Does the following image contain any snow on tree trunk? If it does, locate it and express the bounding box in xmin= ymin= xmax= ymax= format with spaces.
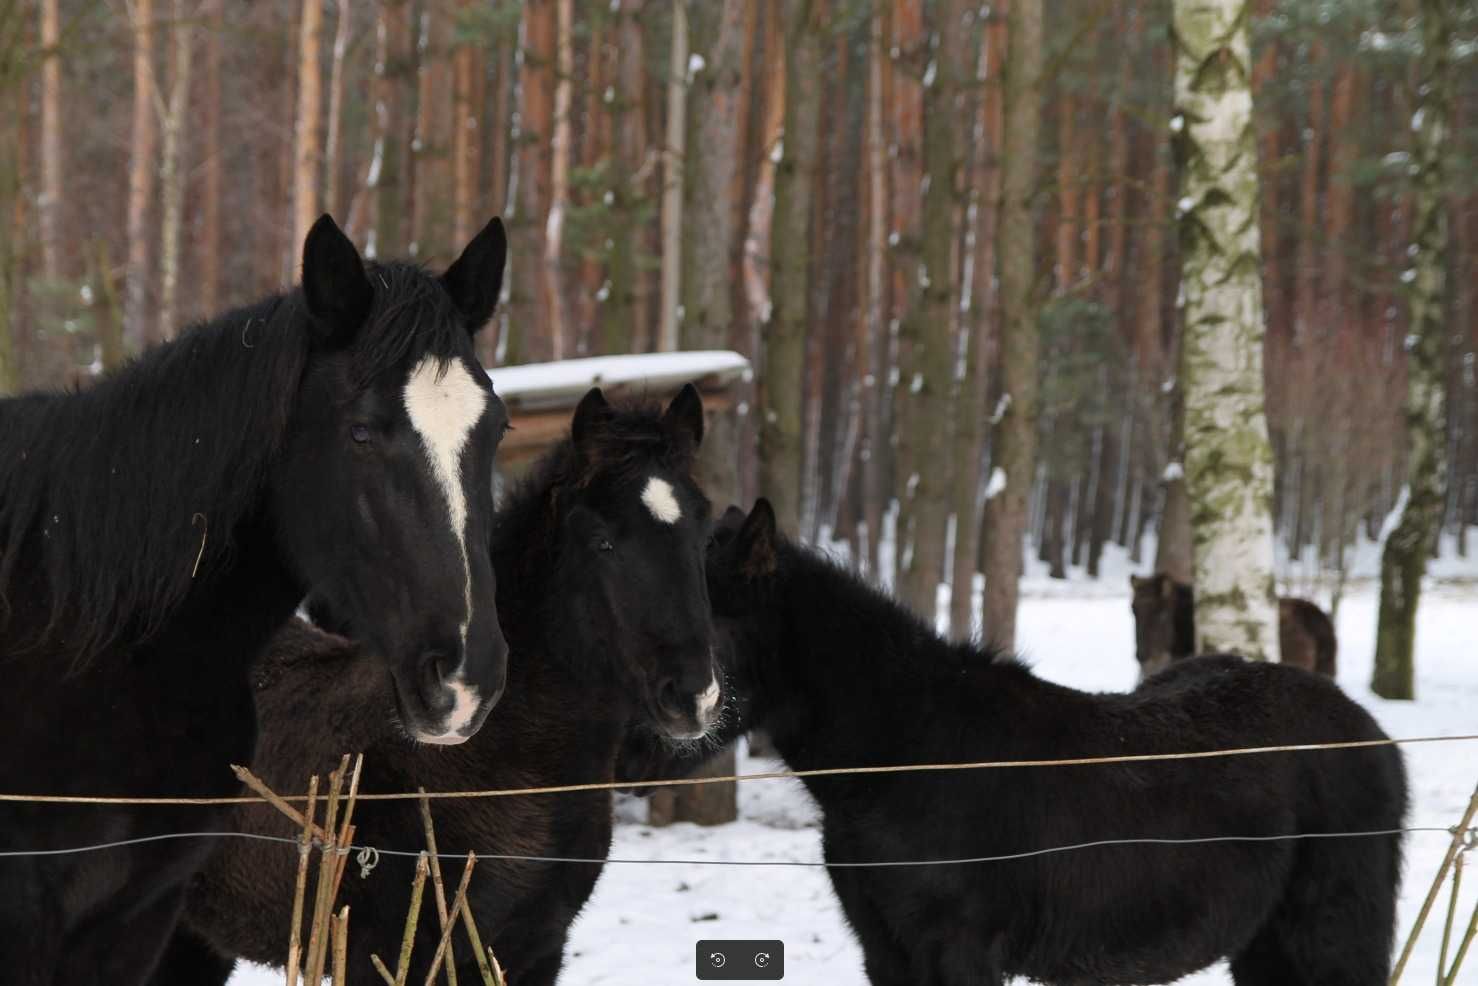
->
xmin=981 ymin=0 xmax=1043 ymax=651
xmin=1372 ymin=0 xmax=1453 ymax=701
xmin=896 ymin=0 xmax=966 ymax=617
xmin=1172 ymin=0 xmax=1279 ymax=662
xmin=761 ymin=0 xmax=820 ymax=536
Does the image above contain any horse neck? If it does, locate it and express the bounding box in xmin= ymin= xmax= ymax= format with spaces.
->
xmin=0 ymin=294 xmax=308 ymax=661
xmin=751 ymin=546 xmax=991 ymax=771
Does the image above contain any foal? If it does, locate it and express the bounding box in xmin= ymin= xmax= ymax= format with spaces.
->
xmin=0 ymin=216 xmax=510 ymax=985
xmin=1130 ymin=572 xmax=1338 ymax=679
xmin=156 ymin=386 xmax=722 ymax=986
xmin=700 ymin=501 xmax=1405 ymax=986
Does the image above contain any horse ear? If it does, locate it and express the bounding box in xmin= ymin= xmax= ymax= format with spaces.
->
xmin=571 ymin=387 xmax=613 ymax=453
xmin=661 ymin=383 xmax=705 ymax=450
xmin=738 ymin=498 xmax=778 ymax=579
xmin=301 ymin=214 xmax=372 ymax=347
xmin=718 ymin=504 xmax=747 ymax=530
xmin=441 ymin=217 xmax=507 ymax=335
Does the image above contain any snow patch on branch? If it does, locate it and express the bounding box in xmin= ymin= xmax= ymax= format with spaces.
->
xmin=984 ymin=467 xmax=1007 ymax=500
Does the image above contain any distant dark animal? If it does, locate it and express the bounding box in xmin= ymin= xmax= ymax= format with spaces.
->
xmin=689 ymin=500 xmax=1404 ymax=986
xmin=0 ymin=215 xmax=512 ymax=985
xmin=154 ymin=385 xmax=722 ymax=986
xmin=1130 ymin=572 xmax=1338 ymax=679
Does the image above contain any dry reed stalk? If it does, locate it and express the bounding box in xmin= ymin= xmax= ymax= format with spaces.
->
xmin=1392 ymin=784 xmax=1478 ymax=983
xmin=332 ymin=905 xmax=351 ymax=986
xmin=1443 ymin=886 xmax=1478 ymax=986
xmin=285 ymin=774 xmax=320 ymax=986
xmin=305 ymin=757 xmax=351 ymax=984
xmin=370 ymin=954 xmax=396 ymax=986
xmin=418 ymin=790 xmax=459 ymax=986
xmin=388 ymin=852 xmax=431 ymax=986
xmin=1437 ymin=852 xmax=1464 ymax=986
xmin=420 ymin=853 xmax=478 ymax=986
xmin=455 ymin=898 xmax=504 ymax=986
xmin=233 ymin=764 xmax=330 ymax=841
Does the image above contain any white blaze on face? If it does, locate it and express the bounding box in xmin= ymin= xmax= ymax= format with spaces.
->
xmin=641 ymin=476 xmax=682 ymax=525
xmin=403 ymin=355 xmax=488 ymax=649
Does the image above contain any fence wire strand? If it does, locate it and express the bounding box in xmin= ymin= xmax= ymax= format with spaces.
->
xmin=0 ymin=826 xmax=1458 ymax=869
xmin=0 ymin=732 xmax=1473 ymax=807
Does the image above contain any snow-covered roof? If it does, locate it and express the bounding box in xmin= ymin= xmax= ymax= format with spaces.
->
xmin=487 ymin=351 xmax=752 ymax=412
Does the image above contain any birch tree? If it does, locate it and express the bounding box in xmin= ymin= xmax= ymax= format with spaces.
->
xmin=1372 ymin=0 xmax=1454 ymax=701
xmin=1172 ymin=0 xmax=1279 ymax=661
xmin=981 ymin=0 xmax=1043 ymax=650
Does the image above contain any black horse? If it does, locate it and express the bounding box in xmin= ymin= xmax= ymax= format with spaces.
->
xmin=154 ymin=386 xmax=723 ymax=986
xmin=0 ymin=215 xmax=512 ymax=985
xmin=687 ymin=500 xmax=1406 ymax=986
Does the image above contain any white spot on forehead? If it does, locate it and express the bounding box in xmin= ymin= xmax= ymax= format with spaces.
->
xmin=641 ymin=476 xmax=682 ymax=525
xmin=403 ymin=356 xmax=488 ymax=647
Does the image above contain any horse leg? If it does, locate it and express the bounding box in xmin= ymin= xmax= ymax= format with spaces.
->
xmin=147 ymin=925 xmax=236 ymax=986
xmin=1230 ymin=835 xmax=1399 ymax=986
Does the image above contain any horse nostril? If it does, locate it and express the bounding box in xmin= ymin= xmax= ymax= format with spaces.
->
xmin=656 ymin=677 xmax=683 ymax=718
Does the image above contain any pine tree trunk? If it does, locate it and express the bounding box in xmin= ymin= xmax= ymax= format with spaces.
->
xmin=657 ymin=0 xmax=689 ymax=353
xmin=0 ymin=52 xmax=20 ymax=395
xmin=1372 ymin=0 xmax=1453 ymax=701
xmin=123 ymin=0 xmax=156 ymax=353
xmin=761 ymin=0 xmax=820 ymax=536
xmin=450 ymin=0 xmax=481 ymax=247
xmin=323 ymin=0 xmax=350 ymax=222
xmin=896 ymin=0 xmax=967 ymax=618
xmin=510 ymin=0 xmax=555 ymax=362
xmin=37 ymin=0 xmax=60 ymax=281
xmin=980 ymin=0 xmax=1042 ymax=650
xmin=200 ymin=0 xmax=223 ymax=317
xmin=292 ymin=0 xmax=325 ymax=256
xmin=156 ymin=0 xmax=193 ymax=342
xmin=861 ymin=4 xmax=890 ymax=576
xmin=601 ymin=0 xmax=648 ymax=357
xmin=412 ymin=4 xmax=453 ymax=262
xmin=369 ymin=0 xmax=414 ymax=260
xmin=543 ymin=0 xmax=572 ymax=356
xmin=1173 ymin=0 xmax=1279 ymax=661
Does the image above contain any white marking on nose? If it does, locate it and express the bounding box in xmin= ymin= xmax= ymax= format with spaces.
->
xmin=696 ymin=677 xmax=720 ymax=719
xmin=641 ymin=476 xmax=682 ymax=524
xmin=403 ymin=356 xmax=488 ymax=647
xmin=419 ymin=674 xmax=482 ymax=745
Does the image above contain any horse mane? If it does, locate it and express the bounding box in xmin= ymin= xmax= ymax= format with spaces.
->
xmin=770 ymin=534 xmax=1026 ymax=678
xmin=0 ymin=262 xmax=467 ymax=664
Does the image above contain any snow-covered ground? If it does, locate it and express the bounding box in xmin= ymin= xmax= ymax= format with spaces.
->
xmin=232 ymin=581 xmax=1477 ymax=986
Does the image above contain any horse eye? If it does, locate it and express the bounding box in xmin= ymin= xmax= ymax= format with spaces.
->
xmin=350 ymin=424 xmax=371 ymax=444
xmin=598 ymin=537 xmax=614 ymax=553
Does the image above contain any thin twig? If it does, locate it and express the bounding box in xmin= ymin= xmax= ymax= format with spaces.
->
xmin=1391 ymin=784 xmax=1478 ymax=984
xmin=370 ymin=954 xmax=396 ymax=986
xmin=306 ymin=758 xmax=349 ymax=985
xmin=285 ymin=774 xmax=319 ymax=986
xmin=394 ymin=853 xmax=431 ymax=986
xmin=190 ymin=511 xmax=208 ymax=577
xmin=419 ymin=790 xmax=458 ymax=986
xmin=1443 ymin=886 xmax=1478 ymax=986
xmin=421 ymin=854 xmax=478 ymax=986
xmin=233 ymin=764 xmax=330 ymax=840
xmin=456 ymin=896 xmax=503 ymax=986
xmin=332 ymin=905 xmax=350 ymax=986
xmin=1437 ymin=853 xmax=1464 ymax=986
